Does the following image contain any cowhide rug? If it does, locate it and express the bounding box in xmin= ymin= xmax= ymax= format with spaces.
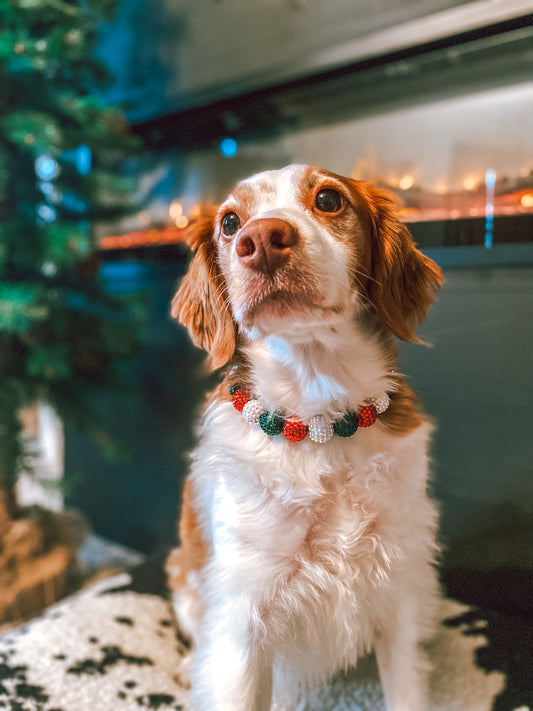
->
xmin=0 ymin=559 xmax=505 ymax=711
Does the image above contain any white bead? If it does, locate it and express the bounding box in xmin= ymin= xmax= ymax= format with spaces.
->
xmin=372 ymin=393 xmax=390 ymax=414
xmin=308 ymin=414 xmax=334 ymax=443
xmin=242 ymin=399 xmax=265 ymax=424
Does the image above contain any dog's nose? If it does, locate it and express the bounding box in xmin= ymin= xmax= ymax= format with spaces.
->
xmin=235 ymin=218 xmax=298 ymax=273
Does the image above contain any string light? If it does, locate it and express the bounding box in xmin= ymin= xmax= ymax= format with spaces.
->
xmin=168 ymin=201 xmax=189 ymax=228
xmin=169 ymin=200 xmax=183 ymax=219
xmin=37 ymin=204 xmax=56 ymax=222
xmin=399 ymin=174 xmax=414 ymax=190
xmin=484 ymin=168 xmax=496 ymax=250
xmin=75 ymin=145 xmax=92 ymax=176
xmin=462 ymin=176 xmax=477 ymax=191
xmin=42 ymin=261 xmax=57 ymax=277
xmin=219 ymin=137 xmax=238 ymax=158
xmin=35 ymin=155 xmax=59 ymax=181
xmin=99 ymin=224 xmax=189 ymax=251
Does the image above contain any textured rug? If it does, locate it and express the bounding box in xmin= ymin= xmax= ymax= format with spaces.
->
xmin=0 ymin=564 xmax=506 ymax=711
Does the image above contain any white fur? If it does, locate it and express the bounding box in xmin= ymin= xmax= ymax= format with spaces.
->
xmin=171 ymin=165 xmax=440 ymax=711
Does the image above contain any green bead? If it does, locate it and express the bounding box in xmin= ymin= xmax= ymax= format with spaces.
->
xmin=259 ymin=411 xmax=284 ymax=436
xmin=333 ymin=411 xmax=359 ymax=437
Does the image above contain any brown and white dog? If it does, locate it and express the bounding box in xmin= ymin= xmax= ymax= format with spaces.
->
xmin=167 ymin=164 xmax=443 ymax=711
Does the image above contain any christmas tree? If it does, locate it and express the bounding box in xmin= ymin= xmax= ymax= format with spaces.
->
xmin=0 ymin=0 xmax=141 ymax=521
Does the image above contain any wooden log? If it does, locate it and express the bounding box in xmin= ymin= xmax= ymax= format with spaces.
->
xmin=0 ymin=544 xmax=73 ymax=624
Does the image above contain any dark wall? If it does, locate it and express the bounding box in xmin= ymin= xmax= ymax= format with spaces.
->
xmin=65 ymin=256 xmax=210 ymax=553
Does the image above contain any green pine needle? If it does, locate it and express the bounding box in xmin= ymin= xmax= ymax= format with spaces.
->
xmin=0 ymin=0 xmax=144 ymax=495
xmin=0 ymin=284 xmax=47 ymax=332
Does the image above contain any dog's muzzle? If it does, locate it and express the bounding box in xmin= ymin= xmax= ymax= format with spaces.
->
xmin=235 ymin=218 xmax=299 ymax=276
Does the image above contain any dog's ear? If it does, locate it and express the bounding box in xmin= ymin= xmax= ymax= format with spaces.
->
xmin=358 ymin=183 xmax=443 ymax=342
xmin=171 ymin=207 xmax=236 ymax=369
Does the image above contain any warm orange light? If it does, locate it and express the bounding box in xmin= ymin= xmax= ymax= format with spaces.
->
xmin=399 ymin=206 xmax=420 ymax=218
xmin=399 ymin=175 xmax=414 ymax=190
xmin=462 ymin=176 xmax=477 ymax=191
xmin=520 ymin=193 xmax=533 ymax=208
xmin=169 ymin=200 xmax=183 ymax=219
xmin=99 ymin=222 xmax=191 ymax=250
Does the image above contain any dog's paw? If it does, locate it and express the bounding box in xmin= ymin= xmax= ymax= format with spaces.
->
xmin=166 ymin=547 xmax=184 ymax=589
xmin=173 ymin=651 xmax=193 ymax=690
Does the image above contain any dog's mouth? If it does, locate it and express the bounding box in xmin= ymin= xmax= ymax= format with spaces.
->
xmin=249 ymin=289 xmax=315 ymax=317
xmin=237 ymin=286 xmax=343 ymax=331
xmin=227 ymin=257 xmax=347 ymax=335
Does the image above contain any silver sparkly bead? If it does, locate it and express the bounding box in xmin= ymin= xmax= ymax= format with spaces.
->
xmin=242 ymin=399 xmax=265 ymax=424
xmin=308 ymin=414 xmax=334 ymax=443
xmin=372 ymin=393 xmax=391 ymax=414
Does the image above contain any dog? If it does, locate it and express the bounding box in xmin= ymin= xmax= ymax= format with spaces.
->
xmin=166 ymin=164 xmax=443 ymax=711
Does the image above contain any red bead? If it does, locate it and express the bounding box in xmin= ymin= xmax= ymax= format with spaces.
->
xmin=283 ymin=419 xmax=308 ymax=442
xmin=358 ymin=404 xmax=377 ymax=427
xmin=231 ymin=388 xmax=249 ymax=412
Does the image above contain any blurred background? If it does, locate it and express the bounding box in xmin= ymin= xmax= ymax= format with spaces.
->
xmin=1 ymin=0 xmax=532 ymax=625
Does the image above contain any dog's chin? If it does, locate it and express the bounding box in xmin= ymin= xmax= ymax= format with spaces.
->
xmin=236 ymin=290 xmax=344 ymax=340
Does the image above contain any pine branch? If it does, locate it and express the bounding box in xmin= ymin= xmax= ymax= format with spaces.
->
xmin=0 ymin=0 xmax=143 ymax=490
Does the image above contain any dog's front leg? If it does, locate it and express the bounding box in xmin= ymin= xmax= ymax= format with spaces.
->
xmin=374 ymin=586 xmax=434 ymax=711
xmin=191 ymin=596 xmax=273 ymax=711
xmin=374 ymin=628 xmax=429 ymax=711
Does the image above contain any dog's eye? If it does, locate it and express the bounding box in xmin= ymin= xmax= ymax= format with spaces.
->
xmin=315 ymin=189 xmax=342 ymax=213
xmin=221 ymin=212 xmax=241 ymax=236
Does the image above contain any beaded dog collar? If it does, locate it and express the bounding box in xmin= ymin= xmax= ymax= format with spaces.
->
xmin=229 ymin=385 xmax=390 ymax=444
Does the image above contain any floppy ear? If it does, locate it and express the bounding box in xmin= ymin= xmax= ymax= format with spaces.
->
xmin=359 ymin=183 xmax=443 ymax=342
xmin=171 ymin=207 xmax=236 ymax=369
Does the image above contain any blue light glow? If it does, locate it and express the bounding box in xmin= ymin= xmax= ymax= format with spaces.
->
xmin=35 ymin=155 xmax=59 ymax=181
xmin=37 ymin=204 xmax=57 ymax=222
xmin=485 ymin=168 xmax=497 ymax=190
xmin=219 ymin=137 xmax=238 ymax=158
xmin=484 ymin=168 xmax=496 ymax=249
xmin=76 ymin=145 xmax=92 ymax=175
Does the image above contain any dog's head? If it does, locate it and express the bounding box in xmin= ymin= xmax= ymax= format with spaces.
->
xmin=172 ymin=165 xmax=443 ymax=368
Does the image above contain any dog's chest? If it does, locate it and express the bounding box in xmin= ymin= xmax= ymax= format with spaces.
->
xmin=210 ymin=440 xmax=401 ymax=592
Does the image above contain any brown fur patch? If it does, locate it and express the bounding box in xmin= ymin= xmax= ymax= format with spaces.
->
xmin=171 ymin=207 xmax=237 ymax=369
xmin=219 ymin=179 xmax=273 ymax=229
xmin=379 ymin=380 xmax=426 ymax=436
xmin=167 ymin=477 xmax=209 ymax=591
xmin=300 ymin=172 xmax=442 ymax=342
xmin=296 ymin=168 xmax=367 ymax=247
xmin=353 ymin=182 xmax=444 ymax=342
